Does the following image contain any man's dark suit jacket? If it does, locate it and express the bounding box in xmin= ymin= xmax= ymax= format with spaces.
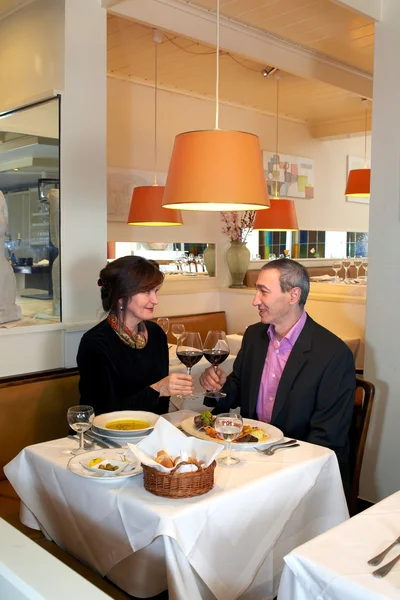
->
xmin=214 ymin=314 xmax=356 ymax=483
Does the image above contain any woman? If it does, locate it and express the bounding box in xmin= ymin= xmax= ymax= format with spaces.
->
xmin=77 ymin=256 xmax=193 ymax=416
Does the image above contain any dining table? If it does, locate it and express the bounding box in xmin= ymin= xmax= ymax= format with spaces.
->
xmin=277 ymin=489 xmax=400 ymax=600
xmin=4 ymin=425 xmax=349 ymax=600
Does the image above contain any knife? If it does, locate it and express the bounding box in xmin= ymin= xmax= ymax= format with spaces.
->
xmin=85 ymin=431 xmax=122 ymax=448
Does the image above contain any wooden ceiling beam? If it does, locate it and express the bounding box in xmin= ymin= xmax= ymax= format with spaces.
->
xmin=108 ymin=0 xmax=373 ymax=99
xmin=329 ymin=0 xmax=381 ymax=22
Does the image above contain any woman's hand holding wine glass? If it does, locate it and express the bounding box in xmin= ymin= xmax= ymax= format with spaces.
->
xmin=203 ymin=330 xmax=230 ymax=400
xmin=214 ymin=413 xmax=243 ymax=466
xmin=176 ymin=332 xmax=203 ymax=399
xmin=67 ymin=405 xmax=94 ymax=455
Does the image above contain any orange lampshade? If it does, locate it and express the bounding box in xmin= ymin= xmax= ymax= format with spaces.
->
xmin=162 ymin=130 xmax=270 ymax=211
xmin=345 ymin=168 xmax=370 ymax=197
xmin=127 ymin=185 xmax=183 ymax=226
xmin=253 ymin=199 xmax=298 ymax=231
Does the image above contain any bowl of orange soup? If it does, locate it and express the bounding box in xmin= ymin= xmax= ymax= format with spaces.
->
xmin=93 ymin=411 xmax=159 ymax=437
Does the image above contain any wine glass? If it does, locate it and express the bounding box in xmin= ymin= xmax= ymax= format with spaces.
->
xmin=361 ymin=258 xmax=368 ymax=280
xmin=171 ymin=323 xmax=185 ymax=344
xmin=332 ymin=260 xmax=342 ymax=282
xmin=353 ymin=257 xmax=363 ymax=280
xmin=341 ymin=258 xmax=351 ymax=282
xmin=67 ymin=405 xmax=94 ymax=455
xmin=214 ymin=413 xmax=243 ymax=466
xmin=157 ymin=317 xmax=169 ymax=335
xmin=176 ymin=332 xmax=203 ymax=399
xmin=203 ymin=330 xmax=230 ymax=400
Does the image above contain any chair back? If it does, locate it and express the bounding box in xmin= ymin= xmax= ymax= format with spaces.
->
xmin=348 ymin=376 xmax=375 ymax=516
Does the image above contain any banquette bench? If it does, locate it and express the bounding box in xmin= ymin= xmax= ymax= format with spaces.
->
xmin=152 ymin=310 xmax=228 ymax=344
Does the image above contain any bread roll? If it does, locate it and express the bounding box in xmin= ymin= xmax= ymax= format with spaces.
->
xmin=155 ymin=450 xmax=174 ymax=469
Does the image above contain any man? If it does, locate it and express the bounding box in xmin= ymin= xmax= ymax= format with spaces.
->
xmin=200 ymin=258 xmax=355 ymax=487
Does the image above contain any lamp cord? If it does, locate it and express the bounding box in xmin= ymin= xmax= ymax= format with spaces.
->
xmin=274 ymin=76 xmax=280 ymax=199
xmin=153 ymin=40 xmax=159 ymax=186
xmin=215 ymin=0 xmax=220 ymax=130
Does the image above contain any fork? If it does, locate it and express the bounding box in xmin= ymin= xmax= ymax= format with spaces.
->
xmin=368 ymin=536 xmax=400 ymax=566
xmin=372 ymin=553 xmax=400 ymax=578
xmin=255 ymin=439 xmax=298 ymax=455
xmin=265 ymin=443 xmax=300 ymax=456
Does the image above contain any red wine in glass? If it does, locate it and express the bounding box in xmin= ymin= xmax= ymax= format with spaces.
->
xmin=176 ymin=331 xmax=203 ymax=400
xmin=203 ymin=330 xmax=230 ymax=400
xmin=176 ymin=350 xmax=203 ymax=369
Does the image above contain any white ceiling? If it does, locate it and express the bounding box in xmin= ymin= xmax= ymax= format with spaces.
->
xmin=107 ymin=14 xmax=372 ymax=138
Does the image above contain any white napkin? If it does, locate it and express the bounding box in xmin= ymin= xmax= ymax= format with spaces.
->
xmin=310 ymin=274 xmax=335 ymax=281
xmin=127 ymin=417 xmax=222 ymax=473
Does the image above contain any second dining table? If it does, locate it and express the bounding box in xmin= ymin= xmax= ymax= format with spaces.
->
xmin=5 ymin=425 xmax=349 ymax=600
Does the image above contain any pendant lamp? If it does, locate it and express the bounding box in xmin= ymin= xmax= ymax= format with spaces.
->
xmin=345 ymin=100 xmax=371 ymax=197
xmin=127 ymin=30 xmax=182 ymax=226
xmin=162 ymin=0 xmax=269 ymax=212
xmin=253 ymin=76 xmax=298 ymax=231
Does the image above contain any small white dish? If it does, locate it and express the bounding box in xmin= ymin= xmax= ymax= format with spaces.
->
xmin=68 ymin=449 xmax=142 ymax=481
xmin=80 ymin=458 xmax=126 ymax=477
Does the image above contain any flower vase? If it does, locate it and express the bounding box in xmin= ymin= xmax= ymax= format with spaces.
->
xmin=203 ymin=244 xmax=215 ymax=277
xmin=226 ymin=241 xmax=250 ymax=288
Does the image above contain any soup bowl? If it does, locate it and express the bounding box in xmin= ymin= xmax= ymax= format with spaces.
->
xmin=93 ymin=410 xmax=159 ymax=438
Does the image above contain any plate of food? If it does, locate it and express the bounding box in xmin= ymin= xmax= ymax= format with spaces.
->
xmin=93 ymin=411 xmax=159 ymax=438
xmin=68 ymin=449 xmax=143 ymax=481
xmin=180 ymin=412 xmax=283 ymax=448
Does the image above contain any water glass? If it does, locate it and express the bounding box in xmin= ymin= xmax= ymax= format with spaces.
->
xmin=157 ymin=317 xmax=169 ymax=335
xmin=214 ymin=413 xmax=243 ymax=466
xmin=171 ymin=323 xmax=185 ymax=343
xmin=67 ymin=405 xmax=94 ymax=455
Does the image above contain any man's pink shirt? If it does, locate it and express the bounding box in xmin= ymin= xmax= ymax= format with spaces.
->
xmin=256 ymin=311 xmax=307 ymax=423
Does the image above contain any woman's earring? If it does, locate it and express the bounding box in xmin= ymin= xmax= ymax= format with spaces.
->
xmin=119 ymin=303 xmax=124 ymax=311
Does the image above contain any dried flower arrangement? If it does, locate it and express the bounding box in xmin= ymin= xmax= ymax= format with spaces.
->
xmin=220 ymin=211 xmax=255 ymax=243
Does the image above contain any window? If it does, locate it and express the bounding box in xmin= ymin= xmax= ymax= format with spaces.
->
xmin=256 ymin=230 xmax=368 ymax=259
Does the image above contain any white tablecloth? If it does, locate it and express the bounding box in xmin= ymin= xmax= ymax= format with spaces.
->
xmin=278 ymin=490 xmax=400 ymax=600
xmin=5 ymin=438 xmax=348 ymax=600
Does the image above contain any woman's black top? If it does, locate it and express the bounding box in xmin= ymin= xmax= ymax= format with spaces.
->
xmin=77 ymin=319 xmax=169 ymax=416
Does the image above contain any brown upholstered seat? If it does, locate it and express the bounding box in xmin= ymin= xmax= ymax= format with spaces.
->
xmin=348 ymin=376 xmax=375 ymax=516
xmin=152 ymin=311 xmax=227 ymax=344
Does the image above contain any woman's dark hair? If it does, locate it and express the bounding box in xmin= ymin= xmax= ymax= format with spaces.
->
xmin=98 ymin=256 xmax=164 ymax=316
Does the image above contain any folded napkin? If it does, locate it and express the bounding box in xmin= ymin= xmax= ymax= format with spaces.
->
xmin=310 ymin=274 xmax=335 ymax=281
xmin=127 ymin=417 xmax=222 ymax=474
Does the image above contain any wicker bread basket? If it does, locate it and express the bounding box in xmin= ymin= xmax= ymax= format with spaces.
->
xmin=142 ymin=460 xmax=216 ymax=498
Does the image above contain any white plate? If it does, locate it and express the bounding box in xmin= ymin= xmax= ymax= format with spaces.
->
xmin=91 ymin=429 xmax=148 ymax=445
xmin=180 ymin=417 xmax=283 ymax=448
xmin=93 ymin=411 xmax=159 ymax=437
xmin=68 ymin=449 xmax=143 ymax=481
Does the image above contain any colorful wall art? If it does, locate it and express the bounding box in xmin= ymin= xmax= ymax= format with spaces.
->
xmin=262 ymin=151 xmax=314 ymax=200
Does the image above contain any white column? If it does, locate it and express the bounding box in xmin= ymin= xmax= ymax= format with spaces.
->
xmin=61 ymin=0 xmax=107 ymax=325
xmin=361 ymin=0 xmax=400 ymax=501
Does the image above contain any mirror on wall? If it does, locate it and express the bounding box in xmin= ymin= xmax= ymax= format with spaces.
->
xmin=110 ymin=242 xmax=216 ymax=278
xmin=0 ymin=97 xmax=60 ymax=326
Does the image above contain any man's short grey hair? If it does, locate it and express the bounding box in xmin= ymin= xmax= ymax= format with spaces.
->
xmin=261 ymin=258 xmax=310 ymax=307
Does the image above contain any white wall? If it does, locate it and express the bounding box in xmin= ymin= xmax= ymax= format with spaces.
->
xmin=0 ymin=0 xmax=64 ymax=112
xmin=361 ymin=0 xmax=400 ymax=503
